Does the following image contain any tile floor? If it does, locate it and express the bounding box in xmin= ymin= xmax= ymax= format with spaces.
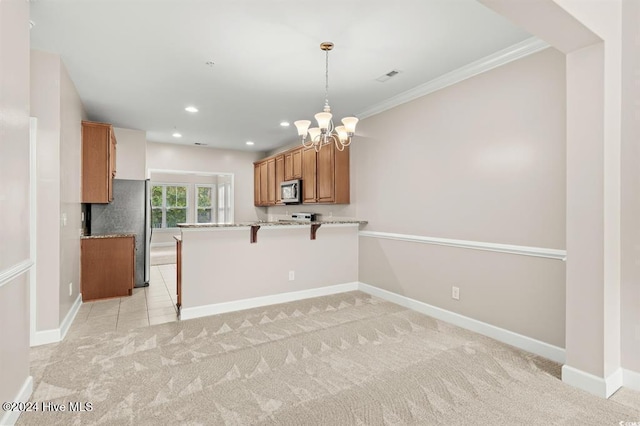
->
xmin=68 ymin=264 xmax=179 ymax=338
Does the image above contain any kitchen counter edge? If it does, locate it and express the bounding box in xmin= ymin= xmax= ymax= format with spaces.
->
xmin=177 ymin=220 xmax=367 ymax=229
xmin=81 ymin=233 xmax=137 ymax=239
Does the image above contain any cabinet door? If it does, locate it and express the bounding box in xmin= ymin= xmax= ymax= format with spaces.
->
xmin=254 ymin=163 xmax=261 ymax=206
xmin=81 ymin=236 xmax=134 ymax=301
xmin=284 ymin=152 xmax=293 ymax=181
xmin=285 ymin=148 xmax=303 ymax=180
xmin=266 ymin=158 xmax=276 ymax=205
xmin=109 ymin=128 xmax=116 ymax=202
xmin=291 ymin=148 xmax=302 ymax=179
xmin=317 ymin=143 xmax=335 ymax=203
xmin=259 ymin=161 xmax=268 ymax=206
xmin=302 ymin=148 xmax=317 ymax=203
xmin=82 ymin=121 xmax=112 ymax=203
xmin=334 ymin=145 xmax=350 ymax=204
xmin=275 ymin=155 xmax=284 ymax=204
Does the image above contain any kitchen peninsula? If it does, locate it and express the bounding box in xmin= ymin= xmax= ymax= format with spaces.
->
xmin=176 ymin=220 xmax=366 ymax=320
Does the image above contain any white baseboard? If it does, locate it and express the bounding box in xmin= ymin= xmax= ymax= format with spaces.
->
xmin=562 ymin=365 xmax=623 ymax=398
xmin=30 ymin=328 xmax=60 ymax=347
xmin=0 ymin=375 xmax=33 ymax=426
xmin=30 ymin=294 xmax=82 ymax=347
xmin=181 ymin=282 xmax=360 ymax=320
xmin=623 ymin=368 xmax=640 ymax=392
xmin=60 ymin=294 xmax=82 ymax=340
xmin=357 ymin=282 xmax=566 ymax=364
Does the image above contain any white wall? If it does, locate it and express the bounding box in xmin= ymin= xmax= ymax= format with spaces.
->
xmin=620 ymin=0 xmax=640 ymax=375
xmin=59 ymin=59 xmax=84 ymax=323
xmin=114 ymin=127 xmax=146 ymax=180
xmin=0 ymin=0 xmax=32 ymax=418
xmin=30 ymin=50 xmax=85 ymax=332
xmin=30 ymin=50 xmax=61 ymax=330
xmin=354 ymin=48 xmax=567 ymax=347
xmin=146 ymin=142 xmax=263 ymax=223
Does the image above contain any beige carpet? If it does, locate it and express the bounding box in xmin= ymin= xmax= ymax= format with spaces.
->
xmin=19 ymin=291 xmax=640 ymax=425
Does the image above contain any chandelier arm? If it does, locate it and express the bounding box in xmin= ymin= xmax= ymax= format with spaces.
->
xmin=302 ymin=137 xmax=315 ymax=149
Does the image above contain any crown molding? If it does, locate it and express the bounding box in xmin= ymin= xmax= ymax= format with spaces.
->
xmin=357 ymin=37 xmax=551 ymax=120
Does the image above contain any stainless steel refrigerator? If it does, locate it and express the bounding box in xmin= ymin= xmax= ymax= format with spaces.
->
xmin=89 ymin=179 xmax=151 ymax=287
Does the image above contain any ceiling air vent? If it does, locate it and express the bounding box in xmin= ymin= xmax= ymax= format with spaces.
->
xmin=194 ymin=142 xmax=207 ymax=146
xmin=376 ymin=69 xmax=401 ymax=83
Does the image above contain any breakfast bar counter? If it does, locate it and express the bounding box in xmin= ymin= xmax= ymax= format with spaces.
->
xmin=175 ymin=220 xmax=366 ymax=320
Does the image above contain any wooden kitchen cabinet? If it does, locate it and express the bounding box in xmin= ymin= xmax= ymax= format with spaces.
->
xmin=254 ymin=157 xmax=277 ymax=206
xmin=259 ymin=161 xmax=268 ymax=206
xmin=82 ymin=120 xmax=117 ymax=203
xmin=301 ymin=144 xmax=349 ymax=204
xmin=302 ymin=147 xmax=317 ymax=203
xmin=275 ymin=155 xmax=285 ymax=204
xmin=266 ymin=157 xmax=276 ymax=205
xmin=81 ymin=236 xmax=134 ymax=301
xmin=284 ymin=147 xmax=302 ymax=180
xmin=254 ymin=163 xmax=261 ymax=206
xmin=254 ymin=143 xmax=349 ymax=206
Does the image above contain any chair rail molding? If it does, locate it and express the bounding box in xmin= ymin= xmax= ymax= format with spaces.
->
xmin=0 ymin=259 xmax=34 ymax=289
xmin=359 ymin=230 xmax=566 ymax=261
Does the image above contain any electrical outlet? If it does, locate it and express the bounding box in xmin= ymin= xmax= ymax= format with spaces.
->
xmin=289 ymin=271 xmax=295 ymax=281
xmin=452 ymin=286 xmax=460 ymax=300
xmin=69 ymin=282 xmax=73 ymax=296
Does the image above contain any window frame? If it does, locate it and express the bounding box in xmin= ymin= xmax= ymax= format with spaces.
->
xmin=151 ymin=183 xmax=189 ymax=229
xmin=195 ymin=184 xmax=216 ymax=224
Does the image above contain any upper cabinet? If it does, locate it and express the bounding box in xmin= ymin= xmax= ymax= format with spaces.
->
xmin=303 ymin=143 xmax=349 ymax=204
xmin=82 ymin=120 xmax=116 ymax=203
xmin=254 ymin=144 xmax=349 ymax=206
xmin=275 ymin=155 xmax=285 ymax=204
xmin=254 ymin=158 xmax=274 ymax=207
xmin=284 ymin=147 xmax=302 ymax=180
xmin=302 ymin=148 xmax=317 ymax=203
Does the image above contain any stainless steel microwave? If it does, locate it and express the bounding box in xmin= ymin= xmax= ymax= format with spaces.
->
xmin=281 ymin=179 xmax=301 ymax=204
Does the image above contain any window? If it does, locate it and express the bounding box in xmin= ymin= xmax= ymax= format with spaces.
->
xmin=196 ymin=185 xmax=215 ymax=223
xmin=149 ymin=172 xmax=234 ymax=227
xmin=218 ymin=182 xmax=232 ymax=223
xmin=151 ymin=184 xmax=188 ymax=228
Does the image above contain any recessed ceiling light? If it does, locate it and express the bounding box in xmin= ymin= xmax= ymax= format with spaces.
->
xmin=172 ymin=132 xmax=182 ymax=138
xmin=280 ymin=121 xmax=290 ymax=127
xmin=185 ymin=106 xmax=198 ymax=113
xmin=246 ymin=141 xmax=254 ymax=146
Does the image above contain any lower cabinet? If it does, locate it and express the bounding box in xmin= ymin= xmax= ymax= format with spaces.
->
xmin=81 ymin=236 xmax=135 ymax=301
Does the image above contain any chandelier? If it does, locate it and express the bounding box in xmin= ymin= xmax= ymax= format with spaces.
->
xmin=294 ymin=42 xmax=358 ymax=152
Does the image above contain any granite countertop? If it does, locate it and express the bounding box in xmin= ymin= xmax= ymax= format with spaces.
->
xmin=81 ymin=233 xmax=136 ymax=239
xmin=177 ymin=220 xmax=367 ymax=229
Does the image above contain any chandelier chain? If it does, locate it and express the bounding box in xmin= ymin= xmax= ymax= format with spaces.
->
xmin=324 ymin=49 xmax=330 ymax=111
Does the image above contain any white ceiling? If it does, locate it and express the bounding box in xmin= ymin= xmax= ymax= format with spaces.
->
xmin=29 ymin=0 xmax=531 ymax=152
